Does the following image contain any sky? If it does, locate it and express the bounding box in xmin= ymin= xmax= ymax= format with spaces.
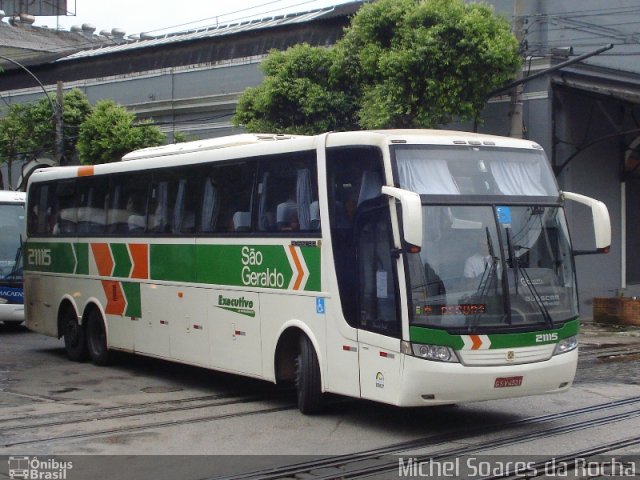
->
xmin=33 ymin=0 xmax=357 ymax=37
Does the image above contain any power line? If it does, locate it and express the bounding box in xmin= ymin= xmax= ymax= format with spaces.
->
xmin=149 ymin=0 xmax=333 ymax=36
xmin=145 ymin=0 xmax=288 ymax=34
xmin=514 ymin=5 xmax=640 ymax=19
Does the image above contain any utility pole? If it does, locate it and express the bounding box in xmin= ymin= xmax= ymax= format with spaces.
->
xmin=55 ymin=81 xmax=64 ymax=165
xmin=508 ymin=0 xmax=526 ymax=139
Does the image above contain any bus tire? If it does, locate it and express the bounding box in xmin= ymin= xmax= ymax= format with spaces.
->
xmin=296 ymin=335 xmax=323 ymax=415
xmin=86 ymin=309 xmax=111 ymax=366
xmin=61 ymin=308 xmax=88 ymax=362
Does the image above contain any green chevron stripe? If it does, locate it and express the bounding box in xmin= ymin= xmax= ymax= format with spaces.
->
xmin=300 ymin=247 xmax=321 ymax=292
xmin=74 ymin=243 xmax=89 ymax=275
xmin=122 ymin=282 xmax=141 ymax=318
xmin=111 ymin=243 xmax=132 ymax=278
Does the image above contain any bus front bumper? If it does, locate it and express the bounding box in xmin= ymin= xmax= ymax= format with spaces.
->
xmin=397 ymin=349 xmax=578 ymax=406
xmin=0 ymin=303 xmax=24 ymax=322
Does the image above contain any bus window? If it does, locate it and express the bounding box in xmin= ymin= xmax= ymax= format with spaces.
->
xmin=107 ymin=176 xmax=149 ymax=234
xmin=147 ymin=168 xmax=199 ymax=235
xmin=200 ymin=161 xmax=255 ymax=234
xmin=256 ymin=152 xmax=318 ymax=233
xmin=77 ymin=179 xmax=108 ymax=235
xmin=172 ymin=176 xmax=198 ymax=234
xmin=148 ymin=178 xmax=173 ymax=233
xmin=200 ymin=176 xmax=220 ymax=233
xmin=27 ymin=184 xmax=45 ymax=235
xmin=52 ymin=181 xmax=77 ymax=235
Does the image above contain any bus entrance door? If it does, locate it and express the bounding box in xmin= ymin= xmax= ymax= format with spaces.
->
xmin=356 ymin=208 xmax=402 ymax=404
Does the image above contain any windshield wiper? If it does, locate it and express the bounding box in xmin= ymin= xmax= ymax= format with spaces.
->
xmin=505 ymin=228 xmax=553 ymax=328
xmin=4 ymin=235 xmax=22 ymax=282
xmin=470 ymin=227 xmax=500 ymax=330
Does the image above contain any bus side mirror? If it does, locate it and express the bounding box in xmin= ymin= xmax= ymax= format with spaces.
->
xmin=381 ymin=186 xmax=422 ymax=250
xmin=561 ymin=191 xmax=611 ymax=255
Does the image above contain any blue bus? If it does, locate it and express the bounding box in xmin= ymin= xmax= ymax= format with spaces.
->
xmin=0 ymin=190 xmax=26 ymax=324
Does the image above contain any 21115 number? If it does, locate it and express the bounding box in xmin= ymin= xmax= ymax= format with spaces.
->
xmin=27 ymin=248 xmax=52 ymax=266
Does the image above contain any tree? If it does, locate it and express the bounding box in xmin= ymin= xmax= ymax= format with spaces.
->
xmin=234 ymin=44 xmax=359 ymax=134
xmin=25 ymin=88 xmax=93 ymax=163
xmin=234 ymin=0 xmax=521 ymax=133
xmin=77 ymin=99 xmax=164 ymax=164
xmin=0 ymin=88 xmax=93 ymax=186
xmin=60 ymin=89 xmax=93 ymax=162
xmin=0 ymin=103 xmax=31 ymax=188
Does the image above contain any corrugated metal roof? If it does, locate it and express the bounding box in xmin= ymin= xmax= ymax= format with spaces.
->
xmin=59 ymin=2 xmax=362 ymax=62
xmin=0 ymin=21 xmax=110 ymax=68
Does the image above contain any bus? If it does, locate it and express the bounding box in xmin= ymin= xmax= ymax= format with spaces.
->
xmin=0 ymin=190 xmax=26 ymax=325
xmin=23 ymin=130 xmax=611 ymax=414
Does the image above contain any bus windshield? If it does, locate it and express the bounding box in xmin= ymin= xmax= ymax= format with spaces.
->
xmin=0 ymin=203 xmax=24 ymax=282
xmin=394 ymin=145 xmax=558 ymax=197
xmin=407 ymin=204 xmax=578 ymax=331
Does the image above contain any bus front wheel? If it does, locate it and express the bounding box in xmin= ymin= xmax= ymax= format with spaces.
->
xmin=61 ymin=308 xmax=88 ymax=362
xmin=296 ymin=335 xmax=323 ymax=415
xmin=86 ymin=309 xmax=111 ymax=366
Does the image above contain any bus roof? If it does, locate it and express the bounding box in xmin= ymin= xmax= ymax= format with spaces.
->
xmin=123 ymin=130 xmax=544 ymax=162
xmin=122 ymin=133 xmax=299 ymax=161
xmin=324 ymin=130 xmax=544 ymax=150
xmin=0 ymin=190 xmax=26 ymax=203
xmin=28 ymin=130 xmax=545 ymax=184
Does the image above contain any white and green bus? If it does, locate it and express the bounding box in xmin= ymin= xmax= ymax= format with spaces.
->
xmin=24 ymin=130 xmax=611 ymax=413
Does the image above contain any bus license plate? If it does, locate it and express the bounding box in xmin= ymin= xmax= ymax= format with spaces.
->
xmin=494 ymin=376 xmax=523 ymax=388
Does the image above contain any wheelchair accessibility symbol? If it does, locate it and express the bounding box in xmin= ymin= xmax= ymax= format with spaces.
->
xmin=316 ymin=298 xmax=325 ymax=314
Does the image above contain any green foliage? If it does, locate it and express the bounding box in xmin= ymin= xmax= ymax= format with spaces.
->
xmin=0 ymin=88 xmax=92 ymax=165
xmin=234 ymin=0 xmax=521 ymax=132
xmin=345 ymin=0 xmax=521 ymax=128
xmin=234 ymin=44 xmax=359 ymax=134
xmin=0 ymin=103 xmax=32 ymax=162
xmin=172 ymin=131 xmax=193 ymax=143
xmin=77 ymin=99 xmax=164 ymax=164
xmin=0 ymin=91 xmax=163 ymax=169
xmin=61 ymin=89 xmax=92 ymax=160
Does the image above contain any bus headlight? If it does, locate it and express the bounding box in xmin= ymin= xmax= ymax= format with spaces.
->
xmin=402 ymin=341 xmax=459 ymax=363
xmin=553 ymin=335 xmax=578 ymax=355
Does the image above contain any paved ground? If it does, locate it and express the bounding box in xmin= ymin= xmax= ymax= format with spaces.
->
xmin=575 ymin=319 xmax=640 ymax=385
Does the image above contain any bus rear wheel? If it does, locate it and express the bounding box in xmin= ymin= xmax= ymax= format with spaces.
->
xmin=62 ymin=308 xmax=88 ymax=362
xmin=86 ymin=309 xmax=111 ymax=366
xmin=296 ymin=335 xmax=323 ymax=415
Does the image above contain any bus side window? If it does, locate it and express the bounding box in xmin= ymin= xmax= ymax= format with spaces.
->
xmin=148 ymin=180 xmax=172 ymax=233
xmin=106 ymin=177 xmax=149 ymax=234
xmin=172 ymin=177 xmax=197 ymax=234
xmin=200 ymin=177 xmax=220 ymax=233
xmin=257 ymin=152 xmax=318 ymax=233
xmin=27 ymin=185 xmax=45 ymax=235
xmin=77 ymin=179 xmax=107 ymax=235
xmin=52 ymin=181 xmax=77 ymax=235
xmin=202 ymin=161 xmax=255 ymax=234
